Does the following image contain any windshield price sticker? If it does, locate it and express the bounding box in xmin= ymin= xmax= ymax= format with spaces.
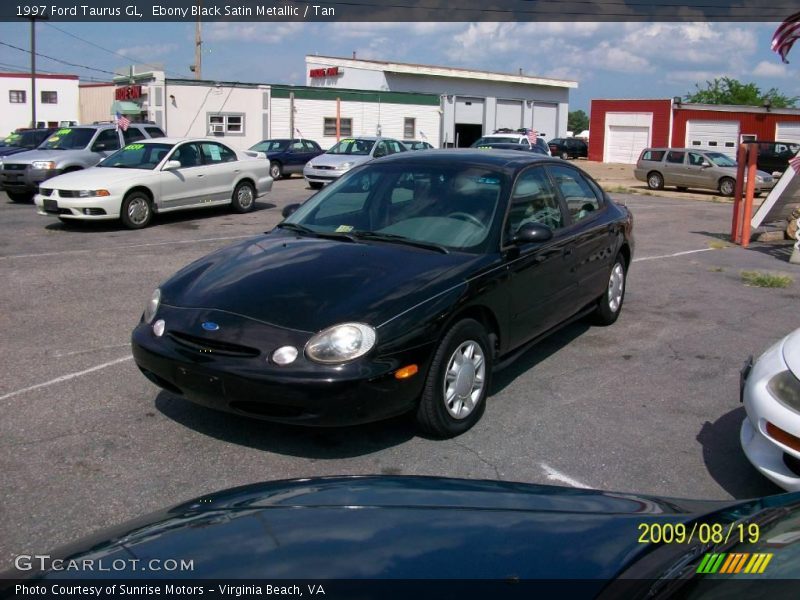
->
xmin=638 ymin=522 xmax=760 ymax=545
xmin=125 ymin=144 xmax=145 ymax=151
xmin=335 ymin=225 xmax=354 ymax=232
xmin=56 ymin=128 xmax=72 ymax=136
xmin=47 ymin=137 xmax=60 ymax=143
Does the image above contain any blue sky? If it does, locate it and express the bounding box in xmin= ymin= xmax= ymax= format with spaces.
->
xmin=0 ymin=21 xmax=797 ymax=112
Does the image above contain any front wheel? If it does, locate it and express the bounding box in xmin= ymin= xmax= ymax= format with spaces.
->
xmin=308 ymin=181 xmax=324 ymax=190
xmin=647 ymin=172 xmax=664 ymax=190
xmin=560 ymin=151 xmax=570 ymax=160
xmin=416 ymin=319 xmax=491 ymax=438
xmin=719 ymin=177 xmax=735 ymax=196
xmin=231 ymin=181 xmax=256 ymax=213
xmin=593 ymin=255 xmax=627 ymax=325
xmin=7 ymin=191 xmax=34 ymax=203
xmin=269 ymin=161 xmax=283 ymax=180
xmin=120 ymin=192 xmax=153 ymax=229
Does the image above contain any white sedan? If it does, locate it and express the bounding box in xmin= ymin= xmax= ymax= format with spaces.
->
xmin=34 ymin=138 xmax=272 ymax=229
xmin=741 ymin=328 xmax=800 ymax=491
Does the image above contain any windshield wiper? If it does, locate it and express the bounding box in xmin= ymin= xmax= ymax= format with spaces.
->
xmin=274 ymin=222 xmax=358 ymax=242
xmin=353 ymin=231 xmax=449 ymax=254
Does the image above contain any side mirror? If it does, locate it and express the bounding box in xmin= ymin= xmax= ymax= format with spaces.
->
xmin=513 ymin=222 xmax=553 ymax=245
xmin=162 ymin=160 xmax=182 ymax=171
xmin=701 ymin=161 xmax=711 ymax=168
xmin=281 ymin=203 xmax=300 ymax=218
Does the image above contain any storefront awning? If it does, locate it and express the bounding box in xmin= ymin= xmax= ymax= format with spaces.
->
xmin=111 ymin=101 xmax=142 ymax=115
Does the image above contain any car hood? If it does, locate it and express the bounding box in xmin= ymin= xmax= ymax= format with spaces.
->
xmin=22 ymin=476 xmax=751 ymax=581
xmin=0 ymin=146 xmax=32 ymax=157
xmin=307 ymin=153 xmax=372 ymax=168
xmin=1 ymin=147 xmax=88 ymax=165
xmin=39 ymin=166 xmax=149 ymax=189
xmin=717 ymin=166 xmax=774 ymax=179
xmin=161 ymin=233 xmax=481 ymax=332
xmin=782 ymin=328 xmax=800 ymax=378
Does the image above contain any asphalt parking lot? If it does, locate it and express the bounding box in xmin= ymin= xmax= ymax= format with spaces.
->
xmin=2 ymin=176 xmax=799 ymax=569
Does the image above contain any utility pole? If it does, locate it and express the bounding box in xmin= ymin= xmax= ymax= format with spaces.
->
xmin=193 ymin=0 xmax=202 ymax=79
xmin=25 ymin=15 xmax=47 ymax=128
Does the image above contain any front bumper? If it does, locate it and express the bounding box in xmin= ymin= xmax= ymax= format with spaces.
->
xmin=1 ymin=166 xmax=61 ymax=194
xmin=34 ymin=192 xmax=121 ymax=220
xmin=131 ymin=307 xmax=435 ymax=426
xmin=303 ymin=166 xmax=346 ymax=184
xmin=740 ymin=339 xmax=800 ymax=491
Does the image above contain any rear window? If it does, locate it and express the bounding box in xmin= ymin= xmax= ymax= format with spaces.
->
xmin=666 ymin=151 xmax=685 ymax=164
xmin=641 ymin=150 xmax=665 ymax=161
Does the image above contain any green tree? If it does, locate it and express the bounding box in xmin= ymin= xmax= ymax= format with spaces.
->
xmin=568 ymin=110 xmax=589 ymax=134
xmin=684 ymin=77 xmax=798 ymax=108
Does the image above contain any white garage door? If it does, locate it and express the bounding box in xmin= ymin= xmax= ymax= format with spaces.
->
xmin=532 ymin=102 xmax=558 ymax=139
xmin=455 ymin=97 xmax=484 ymax=125
xmin=776 ymin=122 xmax=800 ymax=144
xmin=606 ymin=126 xmax=650 ymax=164
xmin=685 ymin=120 xmax=739 ymax=158
xmin=495 ymin=100 xmax=523 ymax=130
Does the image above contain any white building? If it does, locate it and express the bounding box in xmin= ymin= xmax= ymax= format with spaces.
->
xmin=305 ymin=55 xmax=577 ymax=147
xmin=0 ymin=72 xmax=79 ymax=135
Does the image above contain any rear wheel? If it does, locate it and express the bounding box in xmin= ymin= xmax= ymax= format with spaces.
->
xmin=120 ymin=191 xmax=153 ymax=229
xmin=560 ymin=150 xmax=570 ymax=160
xmin=719 ymin=177 xmax=735 ymax=196
xmin=647 ymin=172 xmax=664 ymax=190
xmin=593 ymin=254 xmax=627 ymax=326
xmin=231 ymin=181 xmax=256 ymax=213
xmin=269 ymin=161 xmax=283 ymax=180
xmin=7 ymin=191 xmax=34 ymax=203
xmin=416 ymin=319 xmax=491 ymax=438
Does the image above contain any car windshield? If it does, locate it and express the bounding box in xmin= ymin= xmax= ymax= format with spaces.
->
xmin=40 ymin=128 xmax=95 ymax=150
xmin=98 ymin=143 xmax=175 ymax=170
xmin=327 ymin=138 xmax=375 ymax=155
xmin=251 ymin=140 xmax=289 ymax=152
xmin=5 ymin=131 xmax=41 ymax=148
xmin=706 ymin=152 xmax=737 ymax=168
xmin=473 ymin=136 xmax=519 ymax=145
xmin=284 ymin=162 xmax=507 ymax=252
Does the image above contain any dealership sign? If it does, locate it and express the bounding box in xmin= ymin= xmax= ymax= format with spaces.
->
xmin=115 ymin=85 xmax=142 ymax=100
xmin=309 ymin=67 xmax=342 ymax=78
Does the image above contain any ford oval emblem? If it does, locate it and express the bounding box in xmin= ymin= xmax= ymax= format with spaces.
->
xmin=201 ymin=322 xmax=220 ymax=331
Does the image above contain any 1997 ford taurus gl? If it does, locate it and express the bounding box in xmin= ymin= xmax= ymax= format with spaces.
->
xmin=132 ymin=150 xmax=634 ymax=437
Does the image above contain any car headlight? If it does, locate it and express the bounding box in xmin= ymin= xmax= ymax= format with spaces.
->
xmin=144 ymin=288 xmax=161 ymax=324
xmin=31 ymin=161 xmax=56 ymax=170
xmin=75 ymin=189 xmax=111 ymax=197
xmin=335 ymin=162 xmax=354 ymax=171
xmin=768 ymin=370 xmax=800 ymax=411
xmin=305 ymin=322 xmax=376 ymax=364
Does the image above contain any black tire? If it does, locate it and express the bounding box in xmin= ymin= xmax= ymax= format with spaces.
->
xmin=593 ymin=254 xmax=627 ymax=326
xmin=416 ymin=318 xmax=491 ymax=438
xmin=647 ymin=172 xmax=664 ymax=190
xmin=7 ymin=191 xmax=34 ymax=203
xmin=308 ymin=181 xmax=324 ymax=190
xmin=231 ymin=181 xmax=256 ymax=213
xmin=560 ymin=151 xmax=570 ymax=160
xmin=719 ymin=177 xmax=735 ymax=196
xmin=269 ymin=161 xmax=283 ymax=180
xmin=120 ymin=191 xmax=153 ymax=229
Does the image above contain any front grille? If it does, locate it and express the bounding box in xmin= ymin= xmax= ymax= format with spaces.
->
xmin=39 ymin=188 xmax=53 ymax=197
xmin=313 ymin=165 xmax=336 ymax=171
xmin=58 ymin=190 xmax=82 ymax=198
xmin=166 ymin=331 xmax=261 ymax=358
xmin=3 ymin=164 xmax=27 ymax=171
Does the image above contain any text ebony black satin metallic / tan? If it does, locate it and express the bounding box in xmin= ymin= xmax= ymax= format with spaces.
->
xmin=132 ymin=150 xmax=634 ymax=437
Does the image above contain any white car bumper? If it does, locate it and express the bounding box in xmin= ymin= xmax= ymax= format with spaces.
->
xmin=740 ymin=338 xmax=800 ymax=491
xmin=34 ymin=192 xmax=121 ymax=220
xmin=303 ymin=165 xmax=346 ymax=184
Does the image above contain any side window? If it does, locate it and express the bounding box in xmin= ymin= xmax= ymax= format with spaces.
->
xmin=373 ymin=141 xmax=388 ymax=158
xmin=303 ymin=140 xmax=320 ymax=152
xmin=641 ymin=150 xmax=665 ymax=162
xmin=389 ymin=140 xmax=407 ymax=153
xmin=170 ymin=143 xmax=202 ymax=168
xmin=291 ymin=140 xmax=305 ymax=151
xmin=506 ymin=167 xmax=564 ymax=240
xmin=92 ymin=129 xmax=121 ymax=151
xmin=688 ymin=152 xmax=705 ymax=166
xmin=123 ymin=128 xmax=145 ymax=144
xmin=666 ymin=151 xmax=685 ymax=164
xmin=199 ymin=142 xmax=236 ymax=164
xmin=547 ymin=164 xmax=601 ymax=224
xmin=144 ymin=126 xmax=166 ymax=138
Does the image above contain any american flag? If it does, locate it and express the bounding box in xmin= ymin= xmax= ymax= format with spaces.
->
xmin=772 ymin=11 xmax=800 ymax=63
xmin=790 ymin=153 xmax=800 ymax=174
xmin=115 ymin=111 xmax=130 ymax=132
xmin=526 ymin=129 xmax=539 ymax=145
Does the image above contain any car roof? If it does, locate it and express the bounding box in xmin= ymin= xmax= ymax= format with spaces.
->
xmin=375 ymin=148 xmax=557 ymax=171
xmin=134 ymin=137 xmax=229 ymax=145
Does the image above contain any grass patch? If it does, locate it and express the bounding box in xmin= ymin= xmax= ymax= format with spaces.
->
xmin=740 ymin=271 xmax=793 ymax=288
xmin=604 ymin=185 xmax=635 ymax=194
xmin=708 ymin=266 xmax=724 ymax=272
xmin=708 ymin=240 xmax=732 ymax=249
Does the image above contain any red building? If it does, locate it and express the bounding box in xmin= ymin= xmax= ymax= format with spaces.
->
xmin=589 ymin=99 xmax=800 ymax=163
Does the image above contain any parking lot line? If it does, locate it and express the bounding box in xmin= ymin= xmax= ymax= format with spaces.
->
xmin=0 ymin=234 xmax=257 ymax=260
xmin=0 ymin=355 xmax=132 ymax=402
xmin=633 ymin=248 xmax=716 ymax=263
xmin=540 ymin=463 xmax=591 ymax=488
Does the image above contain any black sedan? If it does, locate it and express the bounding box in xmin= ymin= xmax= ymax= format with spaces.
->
xmin=0 ymin=127 xmax=55 ymax=158
xmin=548 ymin=137 xmax=589 ymax=160
xmin=132 ymin=150 xmax=633 ymax=437
xmin=10 ymin=476 xmax=800 ymax=596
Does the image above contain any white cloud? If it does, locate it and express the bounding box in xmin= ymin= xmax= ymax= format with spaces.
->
xmin=205 ymin=22 xmax=303 ymax=44
xmin=752 ymin=60 xmax=790 ymax=78
xmin=116 ymin=43 xmax=177 ymax=60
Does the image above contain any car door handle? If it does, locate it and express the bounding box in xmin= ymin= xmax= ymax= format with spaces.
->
xmin=196 ymin=174 xmax=205 ymax=177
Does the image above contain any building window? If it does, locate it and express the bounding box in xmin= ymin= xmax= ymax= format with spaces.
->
xmin=324 ymin=117 xmax=352 ymax=137
xmin=41 ymin=91 xmax=58 ymax=104
xmin=9 ymin=90 xmax=26 ymax=103
xmin=404 ymin=117 xmax=415 ymax=139
xmin=207 ymin=113 xmax=245 ymax=135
